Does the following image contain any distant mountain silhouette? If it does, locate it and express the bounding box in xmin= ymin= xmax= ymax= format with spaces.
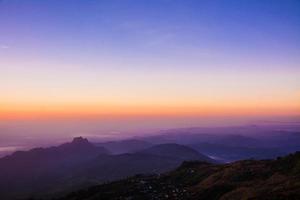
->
xmin=0 ymin=138 xmax=215 ymax=199
xmin=70 ymin=144 xmax=215 ymax=183
xmin=0 ymin=137 xmax=109 ymax=199
xmin=144 ymin=127 xmax=263 ymax=146
xmin=0 ymin=136 xmax=109 ymax=165
xmin=141 ymin=127 xmax=300 ymax=162
xmin=139 ymin=143 xmax=215 ymax=163
xmin=53 ymin=152 xmax=300 ymax=200
xmin=189 ymin=143 xmax=285 ymax=162
xmin=95 ymin=139 xmax=153 ymax=154
xmin=143 ymin=126 xmax=300 ymax=149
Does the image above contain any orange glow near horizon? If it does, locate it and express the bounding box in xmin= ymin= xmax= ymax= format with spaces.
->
xmin=1 ymin=99 xmax=299 ymax=120
xmin=1 ymin=62 xmax=299 ymax=121
xmin=1 ymin=0 xmax=300 ymax=127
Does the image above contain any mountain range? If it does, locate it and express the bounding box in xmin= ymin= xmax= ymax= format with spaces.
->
xmin=51 ymin=151 xmax=300 ymax=200
xmin=1 ymin=126 xmax=299 ymax=199
xmin=0 ymin=137 xmax=213 ymax=199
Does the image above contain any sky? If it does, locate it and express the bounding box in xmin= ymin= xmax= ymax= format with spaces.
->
xmin=0 ymin=0 xmax=300 ymax=124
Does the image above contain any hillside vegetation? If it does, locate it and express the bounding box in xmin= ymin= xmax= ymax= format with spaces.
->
xmin=55 ymin=152 xmax=300 ymax=200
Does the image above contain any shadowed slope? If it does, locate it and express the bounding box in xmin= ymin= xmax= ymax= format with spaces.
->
xmin=0 ymin=137 xmax=109 ymax=199
xmin=140 ymin=143 xmax=215 ymax=163
xmin=0 ymin=140 xmax=215 ymax=199
xmin=55 ymin=152 xmax=300 ymax=200
xmin=95 ymin=139 xmax=153 ymax=154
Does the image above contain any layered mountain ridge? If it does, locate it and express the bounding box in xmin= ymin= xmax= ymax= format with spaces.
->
xmin=54 ymin=151 xmax=300 ymax=200
xmin=0 ymin=137 xmax=213 ymax=199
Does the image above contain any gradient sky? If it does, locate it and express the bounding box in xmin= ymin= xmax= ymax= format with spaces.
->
xmin=0 ymin=0 xmax=300 ymax=120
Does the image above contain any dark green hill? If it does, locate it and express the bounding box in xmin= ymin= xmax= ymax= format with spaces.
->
xmin=54 ymin=152 xmax=300 ymax=200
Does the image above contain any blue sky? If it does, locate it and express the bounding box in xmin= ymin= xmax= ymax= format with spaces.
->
xmin=1 ymin=0 xmax=299 ymax=70
xmin=0 ymin=0 xmax=299 ymax=120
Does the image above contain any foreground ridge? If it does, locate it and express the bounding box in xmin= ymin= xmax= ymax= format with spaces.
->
xmin=51 ymin=152 xmax=300 ymax=200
